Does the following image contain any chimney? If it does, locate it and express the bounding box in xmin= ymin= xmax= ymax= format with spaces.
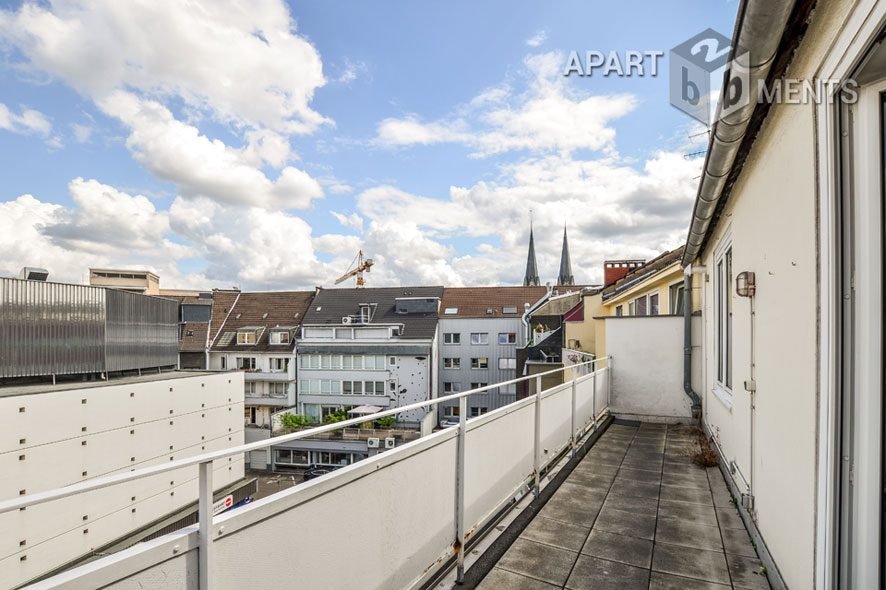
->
xmin=603 ymin=260 xmax=644 ymax=287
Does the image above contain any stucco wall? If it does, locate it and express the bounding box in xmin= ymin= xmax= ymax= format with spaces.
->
xmin=693 ymin=1 xmax=856 ymax=585
xmin=605 ymin=316 xmax=693 ymax=421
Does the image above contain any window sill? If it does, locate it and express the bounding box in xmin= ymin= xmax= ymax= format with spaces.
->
xmin=711 ymin=384 xmax=734 ymax=410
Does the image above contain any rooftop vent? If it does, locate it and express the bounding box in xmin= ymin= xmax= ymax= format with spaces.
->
xmin=262 ymin=312 xmax=268 ymax=319
xmin=19 ymin=267 xmax=48 ymax=282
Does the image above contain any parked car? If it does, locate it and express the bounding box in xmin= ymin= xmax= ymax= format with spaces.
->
xmin=302 ymin=464 xmax=342 ymax=481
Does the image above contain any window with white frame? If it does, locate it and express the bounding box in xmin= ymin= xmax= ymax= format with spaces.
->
xmin=634 ymin=295 xmax=648 ymax=316
xmin=443 ymin=333 xmax=460 ymax=344
xmin=270 ymin=357 xmax=289 ymax=372
xmin=470 ymin=333 xmax=488 ymax=345
xmin=498 ymin=357 xmax=516 ymax=370
xmin=669 ymin=282 xmax=685 ymax=315
xmin=470 ymin=382 xmax=488 ymax=389
xmin=628 ymin=300 xmax=636 ymax=316
xmin=270 ymin=383 xmax=287 ymax=397
xmin=715 ymin=242 xmax=733 ymax=395
xmin=471 ymin=357 xmax=488 ymax=369
xmin=649 ymin=293 xmax=660 ymax=316
xmin=443 ymin=405 xmax=460 ymax=417
xmin=443 ymin=382 xmax=461 ymax=393
xmin=245 ymin=382 xmax=256 ymax=395
xmin=443 ymin=357 xmax=460 ymax=369
xmin=236 ymin=330 xmax=257 ymax=345
xmin=498 ymin=332 xmax=516 ymax=344
xmin=235 ymin=357 xmax=256 ymax=370
xmin=470 ymin=407 xmax=488 ymax=417
xmin=269 ymin=330 xmax=290 ymax=345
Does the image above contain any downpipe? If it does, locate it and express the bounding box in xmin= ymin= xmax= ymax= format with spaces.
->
xmin=683 ymin=266 xmax=703 ymax=419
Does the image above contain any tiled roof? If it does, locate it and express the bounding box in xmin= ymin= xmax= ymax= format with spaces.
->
xmin=601 ymin=245 xmax=685 ymax=298
xmin=209 ymin=290 xmax=315 ymax=351
xmin=303 ymin=286 xmax=443 ymax=340
xmin=179 ymin=322 xmax=208 ymax=352
xmin=440 ymin=286 xmax=548 ymax=318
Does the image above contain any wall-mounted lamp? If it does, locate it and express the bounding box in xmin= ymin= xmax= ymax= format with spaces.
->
xmin=736 ymin=271 xmax=756 ymax=297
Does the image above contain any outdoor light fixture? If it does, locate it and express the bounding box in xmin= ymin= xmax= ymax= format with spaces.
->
xmin=736 ymin=271 xmax=756 ymax=297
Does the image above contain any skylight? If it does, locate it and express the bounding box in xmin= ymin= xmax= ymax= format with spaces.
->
xmin=503 ymin=306 xmax=518 ymax=314
xmin=444 ymin=307 xmax=458 ymax=315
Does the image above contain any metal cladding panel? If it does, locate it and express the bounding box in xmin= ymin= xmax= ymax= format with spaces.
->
xmin=0 ymin=278 xmax=106 ymax=378
xmin=105 ymin=289 xmax=178 ymax=372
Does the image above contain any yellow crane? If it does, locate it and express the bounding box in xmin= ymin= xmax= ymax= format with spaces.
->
xmin=335 ymin=250 xmax=374 ymax=288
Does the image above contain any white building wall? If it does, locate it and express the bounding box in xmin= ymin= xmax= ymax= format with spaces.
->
xmin=691 ymin=3 xmax=856 ymax=582
xmin=0 ymin=372 xmax=245 ymax=589
xmin=604 ymin=316 xmax=693 ymax=422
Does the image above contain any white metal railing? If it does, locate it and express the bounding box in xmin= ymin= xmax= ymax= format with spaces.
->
xmin=8 ymin=357 xmax=612 ymax=590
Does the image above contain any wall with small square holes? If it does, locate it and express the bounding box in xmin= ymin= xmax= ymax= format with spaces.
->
xmin=0 ymin=371 xmax=244 ymax=589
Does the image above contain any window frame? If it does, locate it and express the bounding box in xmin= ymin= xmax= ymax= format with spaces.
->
xmin=443 ymin=357 xmax=461 ymax=369
xmin=471 ymin=357 xmax=489 ymax=369
xmin=498 ymin=332 xmax=517 ymax=344
xmin=668 ymin=281 xmax=685 ymax=315
xmin=713 ymin=232 xmax=734 ymax=407
xmin=443 ymin=332 xmax=461 ymax=344
xmin=470 ymin=332 xmax=489 ymax=345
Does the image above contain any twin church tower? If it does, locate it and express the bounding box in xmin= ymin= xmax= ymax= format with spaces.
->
xmin=523 ymin=225 xmax=574 ymax=287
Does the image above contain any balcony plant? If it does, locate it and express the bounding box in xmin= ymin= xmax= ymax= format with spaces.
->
xmin=374 ymin=415 xmax=396 ymax=429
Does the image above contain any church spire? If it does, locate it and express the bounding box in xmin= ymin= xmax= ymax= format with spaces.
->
xmin=523 ymin=219 xmax=540 ymax=287
xmin=558 ymin=226 xmax=574 ymax=286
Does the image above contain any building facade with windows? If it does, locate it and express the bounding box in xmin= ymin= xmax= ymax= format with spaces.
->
xmin=437 ymin=287 xmax=547 ymax=420
xmin=295 ymin=286 xmax=443 ymax=427
xmin=206 ymin=290 xmax=315 ymax=429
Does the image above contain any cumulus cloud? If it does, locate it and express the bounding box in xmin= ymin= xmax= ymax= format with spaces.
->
xmin=0 ymin=0 xmax=329 ymax=133
xmin=0 ymin=0 xmax=328 ymax=210
xmin=375 ymin=52 xmax=637 ymax=157
xmin=331 ymin=211 xmax=364 ymax=233
xmin=526 ymin=30 xmax=547 ymax=47
xmin=0 ymin=103 xmax=50 ymax=136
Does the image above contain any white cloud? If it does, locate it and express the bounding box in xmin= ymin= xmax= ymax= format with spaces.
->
xmin=0 ymin=0 xmax=329 ymax=134
xmin=375 ymin=52 xmax=637 ymax=157
xmin=100 ymin=91 xmax=323 ymax=209
xmin=526 ymin=30 xmax=547 ymax=47
xmin=0 ymin=102 xmax=51 ymax=136
xmin=335 ymin=59 xmax=368 ymax=84
xmin=331 ymin=211 xmax=364 ymax=233
xmin=0 ymin=0 xmax=329 ymax=211
xmin=70 ymin=122 xmax=92 ymax=143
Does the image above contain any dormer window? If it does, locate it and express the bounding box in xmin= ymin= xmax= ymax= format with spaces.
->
xmin=237 ymin=330 xmax=257 ymax=345
xmin=269 ymin=330 xmax=290 ymax=345
xmin=359 ymin=303 xmax=376 ymax=323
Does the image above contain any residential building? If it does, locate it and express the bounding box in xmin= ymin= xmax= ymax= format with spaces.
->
xmin=437 ymin=286 xmax=546 ymax=421
xmin=206 ymin=289 xmax=314 ymax=429
xmin=295 ymin=286 xmax=442 ymax=427
xmin=0 ymin=277 xmax=247 ymax=589
xmin=675 ymin=0 xmax=886 ymax=586
xmin=602 ymin=258 xmax=645 ymax=286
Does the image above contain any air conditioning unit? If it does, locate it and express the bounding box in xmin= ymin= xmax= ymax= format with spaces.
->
xmin=384 ymin=438 xmax=396 ymax=449
xmin=342 ymin=316 xmax=353 ymax=324
xmin=367 ymin=438 xmax=380 ymax=448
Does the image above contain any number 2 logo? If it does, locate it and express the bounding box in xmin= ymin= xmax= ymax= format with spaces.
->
xmin=691 ymin=38 xmax=731 ymax=63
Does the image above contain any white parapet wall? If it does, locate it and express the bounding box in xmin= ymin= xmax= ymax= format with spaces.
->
xmin=604 ymin=316 xmax=698 ymax=422
xmin=0 ymin=371 xmax=245 ymax=589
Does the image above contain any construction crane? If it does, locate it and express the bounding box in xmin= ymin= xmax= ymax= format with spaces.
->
xmin=335 ymin=250 xmax=374 ymax=288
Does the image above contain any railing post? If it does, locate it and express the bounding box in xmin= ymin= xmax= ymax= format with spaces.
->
xmin=198 ymin=460 xmax=213 ymax=590
xmin=607 ymin=357 xmax=612 ymax=408
xmin=533 ymin=375 xmax=542 ymax=498
xmin=591 ymin=368 xmax=597 ymax=431
xmin=455 ymin=395 xmax=467 ymax=584
xmin=570 ymin=375 xmax=577 ymax=459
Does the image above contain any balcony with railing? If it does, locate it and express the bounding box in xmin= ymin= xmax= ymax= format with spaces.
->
xmin=4 ymin=344 xmax=769 ymax=590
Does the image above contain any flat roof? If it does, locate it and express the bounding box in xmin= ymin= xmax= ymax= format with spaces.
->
xmin=0 ymin=370 xmax=219 ymax=398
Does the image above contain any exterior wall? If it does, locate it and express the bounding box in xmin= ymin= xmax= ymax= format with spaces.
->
xmin=602 ymin=263 xmax=684 ymax=317
xmin=563 ymin=292 xmax=603 ymax=355
xmin=690 ymin=3 xmax=857 ymax=583
xmin=0 ymin=372 xmax=245 ymax=589
xmin=437 ymin=317 xmax=522 ymax=418
xmin=208 ymin=351 xmax=296 ymax=428
xmin=604 ymin=316 xmax=693 ymax=421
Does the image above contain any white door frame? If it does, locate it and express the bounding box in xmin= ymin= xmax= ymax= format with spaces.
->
xmin=816 ymin=3 xmax=886 ymax=588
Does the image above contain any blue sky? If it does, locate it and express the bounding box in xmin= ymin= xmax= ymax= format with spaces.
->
xmin=0 ymin=0 xmax=738 ymax=289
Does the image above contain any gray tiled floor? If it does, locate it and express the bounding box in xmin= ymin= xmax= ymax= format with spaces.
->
xmin=477 ymin=423 xmax=771 ymax=590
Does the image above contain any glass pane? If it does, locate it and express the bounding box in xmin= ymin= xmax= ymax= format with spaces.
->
xmin=310 ymin=380 xmax=320 ymax=394
xmin=717 ymin=259 xmax=724 ymax=383
xmin=343 ymin=381 xmax=352 ymax=394
xmin=343 ymin=355 xmax=353 ymax=369
xmin=310 ymin=355 xmax=319 ymax=369
xmin=726 ymin=249 xmax=733 ymax=389
xmin=331 ymin=355 xmax=341 ymax=369
xmin=353 ymin=356 xmax=363 ymax=370
xmin=321 ymin=355 xmax=331 ymax=369
xmin=650 ymin=293 xmax=659 ymax=315
xmin=353 ymin=381 xmax=363 ymax=394
xmin=331 ymin=381 xmax=341 ymax=394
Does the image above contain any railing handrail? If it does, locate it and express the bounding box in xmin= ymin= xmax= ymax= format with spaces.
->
xmin=0 ymin=357 xmax=610 ymax=515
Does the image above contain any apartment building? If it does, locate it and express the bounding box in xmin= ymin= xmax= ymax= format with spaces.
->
xmin=437 ymin=286 xmax=546 ymax=421
xmin=163 ymin=293 xmax=213 ymax=370
xmin=295 ymin=286 xmax=442 ymax=427
xmin=206 ymin=290 xmax=315 ymax=428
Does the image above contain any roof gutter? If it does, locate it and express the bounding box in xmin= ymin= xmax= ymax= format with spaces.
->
xmin=681 ymin=0 xmax=797 ymax=266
